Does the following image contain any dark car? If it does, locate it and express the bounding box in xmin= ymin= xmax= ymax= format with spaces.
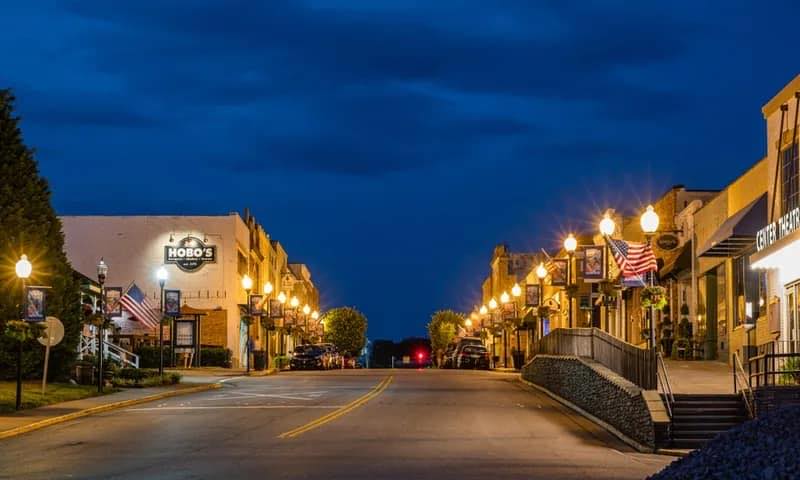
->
xmin=290 ymin=345 xmax=325 ymax=370
xmin=456 ymin=345 xmax=490 ymax=370
xmin=443 ymin=337 xmax=484 ymax=368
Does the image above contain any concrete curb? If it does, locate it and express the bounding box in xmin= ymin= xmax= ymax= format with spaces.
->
xmin=518 ymin=377 xmax=654 ymax=454
xmin=0 ymin=383 xmax=221 ymax=441
xmin=656 ymin=448 xmax=692 ymax=457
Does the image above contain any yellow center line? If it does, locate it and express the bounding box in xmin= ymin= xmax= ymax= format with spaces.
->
xmin=278 ymin=376 xmax=393 ymax=439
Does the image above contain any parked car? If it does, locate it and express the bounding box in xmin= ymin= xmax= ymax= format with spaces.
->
xmin=315 ymin=343 xmax=342 ymax=369
xmin=456 ymin=345 xmax=490 ymax=370
xmin=443 ymin=337 xmax=484 ymax=368
xmin=290 ymin=344 xmax=325 ymax=370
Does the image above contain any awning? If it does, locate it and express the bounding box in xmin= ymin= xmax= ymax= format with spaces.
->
xmin=697 ymin=194 xmax=766 ymax=258
xmin=659 ymin=244 xmax=692 ymax=279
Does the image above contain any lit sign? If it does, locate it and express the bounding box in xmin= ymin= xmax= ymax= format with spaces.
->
xmin=757 ymin=207 xmax=800 ymax=252
xmin=165 ymin=236 xmax=216 ymax=272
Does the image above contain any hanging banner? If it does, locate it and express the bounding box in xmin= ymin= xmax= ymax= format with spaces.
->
xmin=269 ymin=300 xmax=284 ymax=318
xmin=582 ymin=246 xmax=604 ymax=281
xmin=105 ymin=287 xmax=123 ymax=318
xmin=249 ymin=294 xmax=264 ymax=316
xmin=25 ymin=286 xmax=47 ymax=322
xmin=164 ymin=289 xmax=181 ymax=316
xmin=525 ymin=284 xmax=540 ymax=307
xmin=550 ymin=259 xmax=568 ymax=286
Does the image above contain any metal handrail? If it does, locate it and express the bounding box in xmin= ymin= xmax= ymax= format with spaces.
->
xmin=78 ymin=334 xmax=140 ymax=369
xmin=733 ymin=352 xmax=754 ymax=418
xmin=656 ymin=352 xmax=675 ymax=418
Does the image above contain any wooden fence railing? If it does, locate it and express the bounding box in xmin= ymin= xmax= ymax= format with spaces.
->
xmin=531 ymin=328 xmax=657 ymax=390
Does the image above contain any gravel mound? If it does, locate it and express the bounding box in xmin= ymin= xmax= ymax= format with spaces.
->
xmin=649 ymin=406 xmax=800 ymax=480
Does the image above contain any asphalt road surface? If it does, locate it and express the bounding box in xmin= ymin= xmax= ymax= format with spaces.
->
xmin=0 ymin=370 xmax=672 ymax=479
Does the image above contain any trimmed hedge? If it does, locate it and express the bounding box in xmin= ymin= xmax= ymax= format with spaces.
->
xmin=200 ymin=347 xmax=232 ymax=368
xmin=133 ymin=346 xmax=232 ymax=368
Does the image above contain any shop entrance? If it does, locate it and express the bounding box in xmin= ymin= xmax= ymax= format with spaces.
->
xmin=786 ymin=283 xmax=800 ymax=343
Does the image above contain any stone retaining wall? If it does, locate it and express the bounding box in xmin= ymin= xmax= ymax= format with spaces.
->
xmin=521 ymin=355 xmax=656 ymax=449
xmin=754 ymin=385 xmax=800 ymax=416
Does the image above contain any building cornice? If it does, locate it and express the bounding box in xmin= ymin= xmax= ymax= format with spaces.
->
xmin=762 ymin=74 xmax=800 ymax=118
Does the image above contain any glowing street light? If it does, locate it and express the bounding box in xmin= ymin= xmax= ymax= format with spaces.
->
xmin=564 ymin=233 xmax=578 ymax=253
xmin=277 ymin=291 xmax=287 ymax=304
xmin=563 ymin=234 xmax=577 ymax=329
xmin=488 ymin=298 xmax=498 ymax=310
xmin=536 ymin=262 xmax=548 ymax=280
xmin=241 ymin=274 xmax=253 ymax=292
xmin=263 ymin=281 xmax=274 ymax=295
xmin=640 ymin=205 xmax=660 ymax=235
xmin=500 ymin=291 xmax=510 ymax=304
xmin=511 ymin=283 xmax=522 ymax=298
xmin=479 ymin=305 xmax=488 ymax=315
xmin=311 ymin=310 xmax=319 ymax=320
xmin=15 ymin=254 xmax=32 ymax=279
xmin=290 ymin=296 xmax=299 ymax=308
xmin=599 ymin=213 xmax=616 ymax=237
xmin=302 ymin=304 xmax=311 ymax=315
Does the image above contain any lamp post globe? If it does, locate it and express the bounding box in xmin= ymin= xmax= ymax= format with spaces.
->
xmin=479 ymin=305 xmax=488 ymax=315
xmin=599 ymin=214 xmax=616 ymax=237
xmin=465 ymin=318 xmax=472 ymax=329
xmin=290 ymin=296 xmax=299 ymax=308
xmin=263 ymin=281 xmax=273 ymax=295
xmin=564 ymin=233 xmax=578 ymax=253
xmin=500 ymin=291 xmax=510 ymax=304
xmin=311 ymin=310 xmax=319 ymax=320
xmin=241 ymin=274 xmax=253 ymax=292
xmin=511 ymin=283 xmax=522 ymax=298
xmin=536 ymin=262 xmax=548 ymax=280
xmin=303 ymin=304 xmax=311 ymax=316
xmin=15 ymin=254 xmax=32 ymax=279
xmin=640 ymin=205 xmax=660 ymax=234
xmin=488 ymin=298 xmax=498 ymax=310
xmin=278 ymin=291 xmax=287 ymax=304
xmin=156 ymin=266 xmax=168 ymax=287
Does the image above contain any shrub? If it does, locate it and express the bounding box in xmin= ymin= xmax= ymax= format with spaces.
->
xmin=274 ymin=355 xmax=290 ymax=369
xmin=200 ymin=347 xmax=232 ymax=367
xmin=111 ymin=369 xmax=181 ymax=387
xmin=779 ymin=357 xmax=800 ymax=385
xmin=134 ymin=345 xmax=172 ymax=368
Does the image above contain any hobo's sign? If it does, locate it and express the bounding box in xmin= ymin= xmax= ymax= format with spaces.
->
xmin=165 ymin=236 xmax=216 ymax=272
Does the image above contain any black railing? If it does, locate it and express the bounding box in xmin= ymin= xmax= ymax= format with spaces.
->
xmin=531 ymin=327 xmax=656 ymax=389
xmin=748 ymin=351 xmax=800 ymax=388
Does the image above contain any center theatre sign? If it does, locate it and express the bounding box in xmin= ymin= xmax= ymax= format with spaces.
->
xmin=165 ymin=236 xmax=216 ymax=272
xmin=756 ymin=207 xmax=800 ymax=252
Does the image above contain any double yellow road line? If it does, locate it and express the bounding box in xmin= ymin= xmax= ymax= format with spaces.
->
xmin=278 ymin=375 xmax=393 ymax=439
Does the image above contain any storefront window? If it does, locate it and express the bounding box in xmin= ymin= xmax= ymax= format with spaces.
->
xmin=733 ymin=254 xmax=761 ymax=327
xmin=782 ymin=142 xmax=799 ymax=214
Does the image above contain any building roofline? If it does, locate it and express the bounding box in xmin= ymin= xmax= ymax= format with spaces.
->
xmin=762 ymin=74 xmax=800 ymax=118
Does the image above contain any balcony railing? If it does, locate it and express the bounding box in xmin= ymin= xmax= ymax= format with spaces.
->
xmin=531 ymin=327 xmax=656 ymax=389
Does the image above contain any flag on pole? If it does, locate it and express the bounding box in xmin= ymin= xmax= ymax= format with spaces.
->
xmin=607 ymin=238 xmax=657 ymax=286
xmin=120 ymin=283 xmax=161 ymax=330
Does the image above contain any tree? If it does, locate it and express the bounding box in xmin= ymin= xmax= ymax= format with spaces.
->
xmin=0 ymin=89 xmax=82 ymax=380
xmin=323 ymin=307 xmax=367 ymax=356
xmin=427 ymin=310 xmax=464 ymax=367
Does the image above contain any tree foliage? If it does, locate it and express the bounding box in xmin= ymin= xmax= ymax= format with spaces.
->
xmin=323 ymin=307 xmax=367 ymax=356
xmin=427 ymin=309 xmax=464 ymax=366
xmin=0 ymin=89 xmax=82 ymax=380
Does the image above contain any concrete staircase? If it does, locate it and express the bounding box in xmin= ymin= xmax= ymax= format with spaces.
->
xmin=669 ymin=393 xmax=747 ymax=449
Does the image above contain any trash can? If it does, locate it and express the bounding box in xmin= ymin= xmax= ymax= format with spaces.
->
xmin=512 ymin=352 xmax=525 ymax=370
xmin=253 ymin=350 xmax=266 ymax=371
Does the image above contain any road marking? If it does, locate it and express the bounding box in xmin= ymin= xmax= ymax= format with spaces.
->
xmin=277 ymin=376 xmax=393 ymax=439
xmin=127 ymin=405 xmax=345 ymax=411
xmin=219 ymin=376 xmax=245 ymax=383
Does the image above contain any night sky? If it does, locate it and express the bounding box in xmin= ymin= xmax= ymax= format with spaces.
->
xmin=3 ymin=1 xmax=799 ymax=340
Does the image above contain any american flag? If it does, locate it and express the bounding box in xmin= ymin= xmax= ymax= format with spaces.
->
xmin=120 ymin=283 xmax=161 ymax=330
xmin=608 ymin=239 xmax=657 ymax=285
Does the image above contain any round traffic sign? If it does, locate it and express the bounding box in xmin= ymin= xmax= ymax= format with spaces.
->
xmin=38 ymin=316 xmax=64 ymax=347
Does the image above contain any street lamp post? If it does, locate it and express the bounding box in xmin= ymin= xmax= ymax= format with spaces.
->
xmin=640 ymin=205 xmax=660 ymax=351
xmin=290 ymin=295 xmax=299 ymax=348
xmin=500 ymin=291 xmax=511 ymax=368
xmin=511 ymin=284 xmax=522 ymax=367
xmin=302 ymin=304 xmax=311 ymax=340
xmin=156 ymin=266 xmax=168 ymax=376
xmin=14 ymin=255 xmax=32 ymax=411
xmin=488 ymin=298 xmax=498 ymax=368
xmin=277 ymin=291 xmax=287 ymax=354
xmin=242 ymin=274 xmax=253 ymax=373
xmin=536 ymin=262 xmax=548 ymax=341
xmin=599 ymin=213 xmax=616 ymax=334
xmin=96 ymin=259 xmax=108 ymax=393
xmin=564 ymin=234 xmax=578 ymax=328
xmin=263 ymin=281 xmax=273 ymax=368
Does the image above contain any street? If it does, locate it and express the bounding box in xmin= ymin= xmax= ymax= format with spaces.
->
xmin=0 ymin=370 xmax=671 ymax=479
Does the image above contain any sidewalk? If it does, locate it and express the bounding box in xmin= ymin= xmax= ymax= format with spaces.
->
xmin=662 ymin=359 xmax=733 ymax=394
xmin=0 ymin=383 xmax=219 ymax=440
xmin=166 ymin=367 xmax=278 ymax=384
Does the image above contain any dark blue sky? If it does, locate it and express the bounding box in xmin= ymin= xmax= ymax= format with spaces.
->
xmin=3 ymin=1 xmax=798 ymax=340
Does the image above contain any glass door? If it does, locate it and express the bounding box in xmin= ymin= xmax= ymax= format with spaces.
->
xmin=788 ymin=285 xmax=799 ymax=343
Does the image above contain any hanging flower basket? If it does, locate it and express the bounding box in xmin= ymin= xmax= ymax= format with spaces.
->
xmin=641 ymin=286 xmax=668 ymax=310
xmin=565 ymin=284 xmax=579 ymax=299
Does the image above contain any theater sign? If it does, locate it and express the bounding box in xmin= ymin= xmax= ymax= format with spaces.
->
xmin=165 ymin=236 xmax=217 ymax=272
xmin=756 ymin=207 xmax=800 ymax=252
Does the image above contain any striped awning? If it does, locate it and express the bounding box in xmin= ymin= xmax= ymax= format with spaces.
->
xmin=698 ymin=194 xmax=766 ymax=258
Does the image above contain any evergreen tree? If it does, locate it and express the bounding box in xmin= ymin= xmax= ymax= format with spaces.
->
xmin=0 ymin=89 xmax=81 ymax=380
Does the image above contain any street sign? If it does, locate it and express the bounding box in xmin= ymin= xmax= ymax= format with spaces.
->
xmin=38 ymin=316 xmax=64 ymax=396
xmin=656 ymin=234 xmax=680 ymax=251
xmin=37 ymin=316 xmax=64 ymax=347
